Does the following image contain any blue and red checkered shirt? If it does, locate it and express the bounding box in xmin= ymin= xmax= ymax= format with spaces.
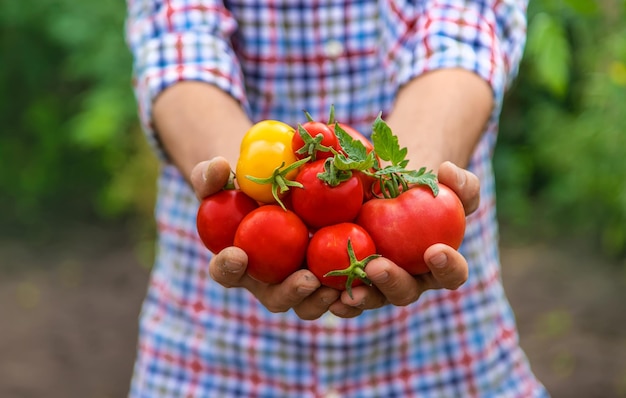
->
xmin=126 ymin=1 xmax=548 ymax=396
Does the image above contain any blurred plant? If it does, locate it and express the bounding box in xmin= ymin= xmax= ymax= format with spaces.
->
xmin=0 ymin=0 xmax=157 ymax=236
xmin=497 ymin=0 xmax=626 ymax=256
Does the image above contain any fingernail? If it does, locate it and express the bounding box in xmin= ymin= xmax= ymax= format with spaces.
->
xmin=429 ymin=252 xmax=448 ymax=269
xmin=369 ymin=270 xmax=389 ymax=284
xmin=202 ymin=158 xmax=217 ymax=182
xmin=222 ymin=260 xmax=243 ymax=273
xmin=297 ymin=285 xmax=316 ymax=295
xmin=456 ymin=166 xmax=466 ymax=188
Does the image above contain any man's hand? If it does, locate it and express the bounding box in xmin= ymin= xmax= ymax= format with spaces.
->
xmin=191 ymin=158 xmax=479 ymax=320
xmin=326 ymin=161 xmax=478 ymax=316
xmin=191 ymin=157 xmax=341 ymax=320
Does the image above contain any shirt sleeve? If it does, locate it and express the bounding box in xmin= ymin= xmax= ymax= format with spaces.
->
xmin=397 ymin=0 xmax=528 ymax=108
xmin=125 ymin=0 xmax=247 ymax=160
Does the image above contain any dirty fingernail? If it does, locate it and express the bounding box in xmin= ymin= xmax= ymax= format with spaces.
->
xmin=297 ymin=285 xmax=317 ymax=295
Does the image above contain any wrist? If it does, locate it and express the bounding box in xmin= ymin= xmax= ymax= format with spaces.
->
xmin=153 ymin=81 xmax=252 ymax=178
xmin=386 ymin=68 xmax=493 ymax=170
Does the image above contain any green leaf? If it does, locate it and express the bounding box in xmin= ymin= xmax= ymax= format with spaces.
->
xmin=333 ymin=152 xmax=376 ymax=171
xmin=371 ymin=114 xmax=407 ymax=166
xmin=334 ymin=123 xmax=369 ymax=161
xmin=402 ymin=168 xmax=439 ymax=196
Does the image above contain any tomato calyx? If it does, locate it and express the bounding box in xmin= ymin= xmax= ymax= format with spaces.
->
xmin=314 ymin=123 xmax=377 ymax=187
xmin=324 ymin=238 xmax=380 ymax=298
xmin=245 ymin=156 xmax=311 ymax=210
xmin=294 ymin=124 xmax=335 ymax=161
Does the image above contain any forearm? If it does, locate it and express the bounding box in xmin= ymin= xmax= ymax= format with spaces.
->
xmin=152 ymin=81 xmax=252 ymax=179
xmin=386 ymin=68 xmax=493 ymax=171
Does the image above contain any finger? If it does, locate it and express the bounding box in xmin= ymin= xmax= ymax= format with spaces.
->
xmin=208 ymin=246 xmax=249 ymax=288
xmin=293 ymin=286 xmax=340 ymax=320
xmin=328 ymin=300 xmax=364 ymax=318
xmin=366 ymin=257 xmax=423 ymax=306
xmin=339 ymin=284 xmax=387 ymax=311
xmin=190 ymin=156 xmax=232 ymax=200
xmin=251 ymin=270 xmax=321 ymax=314
xmin=437 ymin=161 xmax=480 ymax=215
xmin=210 ymin=247 xmax=322 ymax=314
xmin=423 ymin=243 xmax=469 ymax=290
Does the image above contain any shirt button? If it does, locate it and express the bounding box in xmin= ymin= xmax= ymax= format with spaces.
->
xmin=323 ymin=39 xmax=344 ymax=59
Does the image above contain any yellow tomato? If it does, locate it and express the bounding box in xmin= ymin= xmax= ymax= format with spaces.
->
xmin=235 ymin=120 xmax=299 ymax=204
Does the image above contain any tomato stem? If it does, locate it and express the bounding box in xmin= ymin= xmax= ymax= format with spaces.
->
xmin=324 ymin=239 xmax=380 ymax=299
xmin=294 ymin=124 xmax=333 ymax=162
xmin=246 ymin=157 xmax=311 ymax=210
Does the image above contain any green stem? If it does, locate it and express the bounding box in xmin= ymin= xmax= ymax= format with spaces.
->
xmin=324 ymin=239 xmax=381 ymax=299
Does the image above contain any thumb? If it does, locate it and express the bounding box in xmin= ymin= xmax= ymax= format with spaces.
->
xmin=190 ymin=157 xmax=233 ymax=200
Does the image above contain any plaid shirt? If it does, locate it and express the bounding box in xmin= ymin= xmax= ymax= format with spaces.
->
xmin=126 ymin=1 xmax=548 ymax=397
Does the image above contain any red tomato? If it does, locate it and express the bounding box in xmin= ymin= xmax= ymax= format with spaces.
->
xmin=356 ymin=183 xmax=466 ymax=275
xmin=291 ymin=159 xmax=364 ymax=229
xmin=196 ymin=189 xmax=259 ymax=254
xmin=292 ymin=121 xmax=340 ymax=161
xmin=234 ymin=205 xmax=309 ymax=284
xmin=307 ymin=223 xmax=379 ymax=293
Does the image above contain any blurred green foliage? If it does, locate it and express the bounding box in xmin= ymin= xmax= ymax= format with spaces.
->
xmin=496 ymin=0 xmax=626 ymax=256
xmin=1 ymin=1 xmax=625 ymax=257
xmin=0 ymin=0 xmax=156 ymax=236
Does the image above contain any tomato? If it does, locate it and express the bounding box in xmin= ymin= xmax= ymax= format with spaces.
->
xmin=292 ymin=121 xmax=340 ymax=161
xmin=356 ymin=183 xmax=466 ymax=275
xmin=307 ymin=223 xmax=379 ymax=296
xmin=291 ymin=159 xmax=364 ymax=229
xmin=234 ymin=205 xmax=309 ymax=284
xmin=236 ymin=120 xmax=300 ymax=204
xmin=196 ymin=189 xmax=259 ymax=254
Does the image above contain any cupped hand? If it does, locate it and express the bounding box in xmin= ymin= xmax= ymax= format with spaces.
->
xmin=190 ymin=159 xmax=479 ymax=320
xmin=190 ymin=157 xmax=341 ymax=320
xmin=330 ymin=161 xmax=479 ymax=316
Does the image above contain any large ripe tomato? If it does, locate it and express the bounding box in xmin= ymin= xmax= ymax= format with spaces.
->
xmin=356 ymin=183 xmax=466 ymax=275
xmin=236 ymin=120 xmax=300 ymax=204
xmin=292 ymin=121 xmax=340 ymax=161
xmin=306 ymin=223 xmax=379 ymax=295
xmin=290 ymin=159 xmax=364 ymax=229
xmin=234 ymin=205 xmax=309 ymax=284
xmin=196 ymin=189 xmax=259 ymax=254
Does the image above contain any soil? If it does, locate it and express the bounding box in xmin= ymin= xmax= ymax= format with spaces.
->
xmin=1 ymin=225 xmax=625 ymax=398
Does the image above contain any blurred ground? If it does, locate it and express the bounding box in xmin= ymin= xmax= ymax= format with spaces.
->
xmin=1 ymin=226 xmax=626 ymax=398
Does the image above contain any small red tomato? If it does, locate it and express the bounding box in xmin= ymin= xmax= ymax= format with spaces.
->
xmin=196 ymin=189 xmax=259 ymax=254
xmin=357 ymin=183 xmax=466 ymax=275
xmin=291 ymin=159 xmax=364 ymax=229
xmin=234 ymin=205 xmax=310 ymax=284
xmin=307 ymin=223 xmax=379 ymax=295
xmin=292 ymin=121 xmax=340 ymax=161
